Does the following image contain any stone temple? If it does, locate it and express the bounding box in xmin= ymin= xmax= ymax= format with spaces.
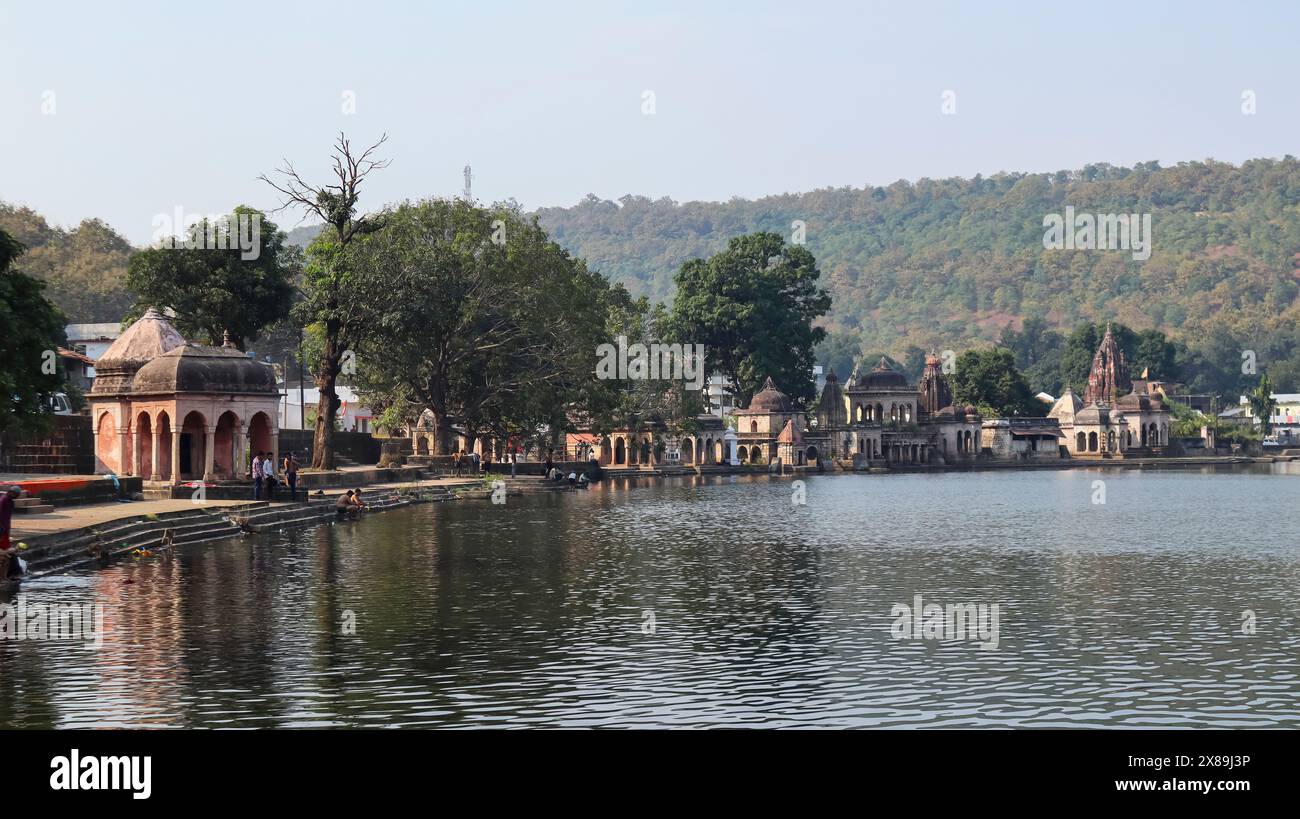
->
xmin=88 ymin=309 xmax=281 ymax=484
xmin=1049 ymin=323 xmax=1172 ymax=456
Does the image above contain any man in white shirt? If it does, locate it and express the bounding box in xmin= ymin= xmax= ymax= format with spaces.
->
xmin=251 ymin=452 xmax=264 ymax=500
xmin=262 ymin=455 xmax=276 ymax=501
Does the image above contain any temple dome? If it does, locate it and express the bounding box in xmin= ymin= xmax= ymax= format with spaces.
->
xmin=1075 ymin=403 xmax=1111 ymax=425
xmin=860 ymin=357 xmax=909 ymax=389
xmin=748 ymin=376 xmax=791 ymax=412
xmin=89 ymin=307 xmax=186 ymax=395
xmin=1116 ymin=391 xmax=1165 ymax=412
xmin=133 ymin=343 xmax=278 ymax=396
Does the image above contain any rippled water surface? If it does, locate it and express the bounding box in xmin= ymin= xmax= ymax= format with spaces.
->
xmin=3 ymin=466 xmax=1300 ymax=728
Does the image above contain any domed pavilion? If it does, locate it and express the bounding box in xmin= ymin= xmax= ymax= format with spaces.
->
xmin=88 ymin=309 xmax=281 ymax=484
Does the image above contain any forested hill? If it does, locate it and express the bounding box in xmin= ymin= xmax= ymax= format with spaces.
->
xmin=534 ymin=158 xmax=1300 ymax=353
xmin=10 ymin=157 xmax=1300 ymax=359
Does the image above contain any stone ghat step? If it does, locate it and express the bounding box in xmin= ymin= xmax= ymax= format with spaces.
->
xmin=14 ymin=499 xmax=55 ymax=514
xmin=20 ymin=492 xmax=420 ymax=577
xmin=14 ymin=444 xmax=78 ymax=455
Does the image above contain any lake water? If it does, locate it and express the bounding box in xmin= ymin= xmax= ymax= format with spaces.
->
xmin=3 ymin=465 xmax=1299 ymax=728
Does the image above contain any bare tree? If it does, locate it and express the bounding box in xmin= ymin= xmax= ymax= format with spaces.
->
xmin=259 ymin=132 xmax=390 ymax=470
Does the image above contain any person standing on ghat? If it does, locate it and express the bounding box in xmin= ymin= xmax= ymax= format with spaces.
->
xmin=251 ymin=452 xmax=264 ymax=500
xmin=283 ymin=452 xmax=299 ymax=501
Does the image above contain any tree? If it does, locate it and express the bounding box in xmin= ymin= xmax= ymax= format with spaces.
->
xmin=1247 ymin=374 xmax=1278 ymax=435
xmin=951 ymin=348 xmax=1040 ymax=417
xmin=260 ymin=133 xmax=390 ymax=469
xmin=0 ymin=228 xmax=68 ymax=437
xmin=0 ymin=205 xmax=133 ymax=323
xmin=125 ymin=206 xmax=297 ymax=349
xmin=815 ymin=330 xmax=861 ymax=380
xmin=348 ymin=199 xmax=614 ymax=457
xmin=670 ymin=232 xmax=830 ymax=408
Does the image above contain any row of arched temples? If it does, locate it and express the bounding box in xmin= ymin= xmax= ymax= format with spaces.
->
xmin=1073 ymin=421 xmax=1168 ymax=454
xmin=93 ymin=401 xmax=277 ymax=483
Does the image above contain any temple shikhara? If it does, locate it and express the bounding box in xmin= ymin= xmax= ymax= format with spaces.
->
xmin=1049 ymin=324 xmax=1172 ymax=456
xmin=88 ymin=308 xmax=281 ymax=485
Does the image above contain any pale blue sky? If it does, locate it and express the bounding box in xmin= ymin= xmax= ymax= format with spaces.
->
xmin=2 ymin=0 xmax=1297 ymax=244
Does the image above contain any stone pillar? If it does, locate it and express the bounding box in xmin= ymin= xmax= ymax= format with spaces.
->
xmin=235 ymin=424 xmax=247 ymax=479
xmin=203 ymin=428 xmax=216 ymax=482
xmin=171 ymin=430 xmax=182 ymax=483
xmin=271 ymin=430 xmax=280 ymax=481
xmin=150 ymin=426 xmax=161 ymax=480
xmin=133 ymin=425 xmax=143 ymax=478
xmin=117 ymin=428 xmax=130 ymax=476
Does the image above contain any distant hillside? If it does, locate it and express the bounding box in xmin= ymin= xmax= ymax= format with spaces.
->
xmin=0 ymin=204 xmax=133 ymax=324
xmin=533 ymin=158 xmax=1300 ymax=354
xmin=14 ymin=157 xmax=1300 ymax=357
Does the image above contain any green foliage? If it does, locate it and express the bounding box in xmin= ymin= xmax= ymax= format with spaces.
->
xmin=0 ymin=204 xmax=133 ymax=323
xmin=125 ymin=207 xmax=298 ymax=349
xmin=535 ymin=158 xmax=1300 ymax=368
xmin=815 ymin=330 xmax=861 ymax=380
xmin=669 ymin=232 xmax=830 ymax=407
xmin=348 ymin=199 xmax=619 ymax=453
xmin=0 ymin=228 xmax=68 ymax=436
xmin=951 ymin=348 xmax=1040 ymax=416
xmin=1246 ymin=374 xmax=1278 ymax=434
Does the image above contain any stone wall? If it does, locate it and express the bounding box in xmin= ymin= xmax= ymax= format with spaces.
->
xmin=0 ymin=415 xmax=96 ymax=474
xmin=279 ymin=429 xmax=383 ymax=465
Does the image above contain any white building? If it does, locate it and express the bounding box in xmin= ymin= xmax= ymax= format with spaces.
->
xmin=65 ymin=322 xmax=123 ymax=379
xmin=279 ymin=385 xmax=374 ymax=433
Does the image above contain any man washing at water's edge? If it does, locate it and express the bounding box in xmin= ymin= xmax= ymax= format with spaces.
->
xmin=0 ymin=486 xmax=25 ymax=578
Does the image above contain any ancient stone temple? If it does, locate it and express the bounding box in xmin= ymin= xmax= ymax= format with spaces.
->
xmin=88 ymin=309 xmax=281 ymax=484
xmin=1083 ymin=323 xmax=1130 ymax=405
xmin=1053 ymin=324 xmax=1171 ymax=457
xmin=917 ymin=350 xmax=953 ymax=419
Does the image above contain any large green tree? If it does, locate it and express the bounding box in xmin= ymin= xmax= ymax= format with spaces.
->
xmin=260 ymin=133 xmax=390 ymax=469
xmin=348 ymin=199 xmax=615 ymax=456
xmin=670 ymin=232 xmax=830 ymax=407
xmin=125 ymin=206 xmax=297 ymax=349
xmin=0 ymin=228 xmax=68 ymax=437
xmin=951 ymin=348 xmax=1040 ymax=417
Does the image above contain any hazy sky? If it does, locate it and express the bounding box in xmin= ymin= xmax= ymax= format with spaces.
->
xmin=2 ymin=0 xmax=1298 ymax=244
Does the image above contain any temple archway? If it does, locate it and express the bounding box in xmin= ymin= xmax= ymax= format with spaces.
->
xmin=157 ymin=411 xmax=173 ymax=481
xmin=215 ymin=411 xmax=239 ymax=479
xmin=679 ymin=437 xmax=693 ymax=465
xmin=135 ymin=411 xmax=153 ymax=480
xmin=614 ymin=437 xmax=626 ymax=465
xmin=1076 ymin=431 xmax=1086 ymax=452
xmin=1087 ymin=431 xmax=1098 ymax=452
xmin=180 ymin=410 xmax=207 ymax=480
xmin=95 ymin=411 xmax=117 ymax=473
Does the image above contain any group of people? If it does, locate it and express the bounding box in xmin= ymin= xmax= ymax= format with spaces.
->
xmin=451 ymin=450 xmax=484 ymax=476
xmin=251 ymin=451 xmax=299 ymax=501
xmin=334 ymin=489 xmax=368 ymax=519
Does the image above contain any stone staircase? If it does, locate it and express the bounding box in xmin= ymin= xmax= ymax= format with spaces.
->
xmin=5 ymin=442 xmax=95 ymax=475
xmin=17 ymin=488 xmax=416 ymax=577
xmin=13 ymin=491 xmax=54 ymax=515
